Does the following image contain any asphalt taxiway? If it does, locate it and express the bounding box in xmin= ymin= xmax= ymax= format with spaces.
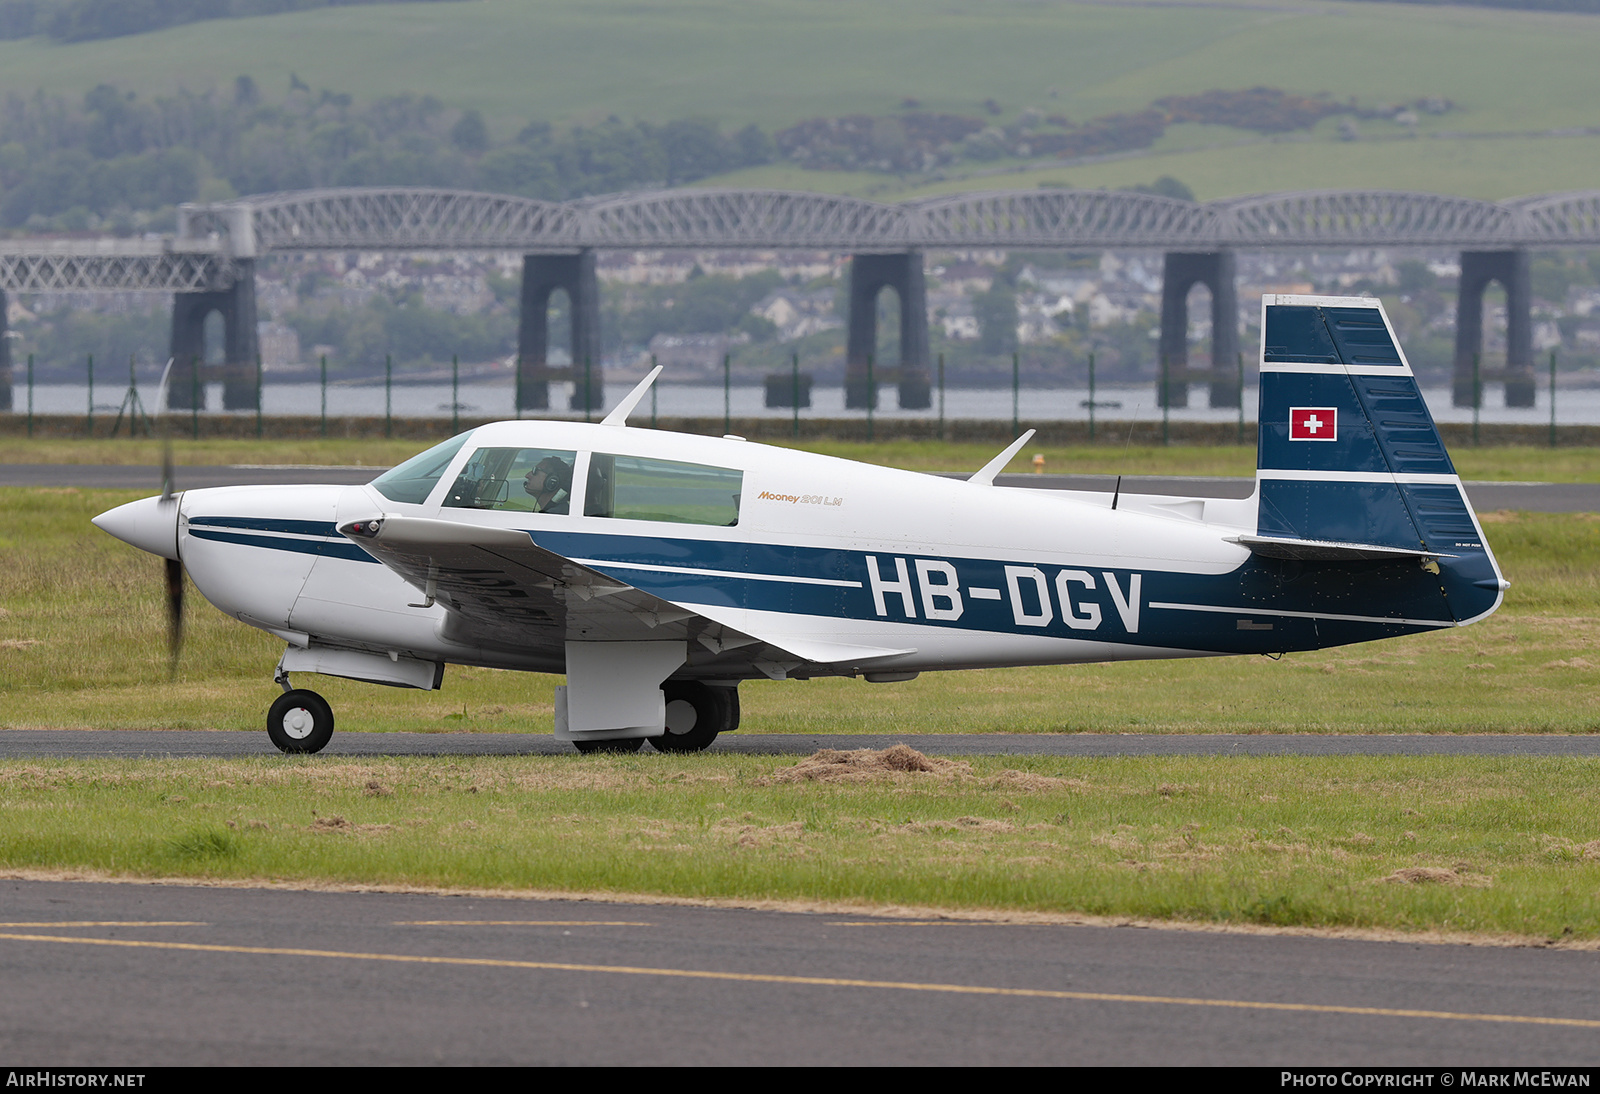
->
xmin=2 ymin=878 xmax=1598 ymax=1066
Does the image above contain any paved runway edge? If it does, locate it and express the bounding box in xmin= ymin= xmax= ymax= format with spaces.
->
xmin=3 ymin=730 xmax=1599 ymax=758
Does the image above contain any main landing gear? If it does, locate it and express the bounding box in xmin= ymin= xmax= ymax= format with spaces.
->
xmin=267 ymin=688 xmax=334 ymax=754
xmin=648 ymin=681 xmax=739 ymax=754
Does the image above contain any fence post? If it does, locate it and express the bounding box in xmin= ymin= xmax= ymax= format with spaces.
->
xmin=513 ymin=353 xmax=522 ymax=422
xmin=1011 ymin=351 xmax=1019 ymax=439
xmin=723 ymin=353 xmax=731 ymax=436
xmin=866 ymin=353 xmax=874 ymax=442
xmin=191 ymin=356 xmax=199 ymax=440
xmin=385 ymin=353 xmax=393 ymax=438
xmin=26 ymin=353 xmax=33 ymax=438
xmin=937 ymin=352 xmax=945 ymax=441
xmin=1236 ymin=351 xmax=1245 ymax=445
xmin=1472 ymin=352 xmax=1481 ymax=447
xmin=320 ymin=354 xmax=327 ymax=439
xmin=86 ymin=354 xmax=94 ymax=436
xmin=650 ymin=354 xmax=658 ymax=429
xmin=1088 ymin=351 xmax=1096 ymax=442
xmin=1160 ymin=354 xmax=1170 ymax=447
xmin=791 ymin=351 xmax=799 ymax=439
xmin=1549 ymin=349 xmax=1557 ymax=449
xmin=255 ymin=354 xmax=263 ymax=439
xmin=583 ymin=355 xmax=592 ymax=424
xmin=451 ymin=354 xmax=459 ymax=434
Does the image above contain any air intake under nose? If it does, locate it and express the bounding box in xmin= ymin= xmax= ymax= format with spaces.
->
xmin=92 ymin=495 xmax=180 ymax=561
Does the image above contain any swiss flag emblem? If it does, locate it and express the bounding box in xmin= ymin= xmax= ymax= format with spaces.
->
xmin=1289 ymin=406 xmax=1337 ymax=441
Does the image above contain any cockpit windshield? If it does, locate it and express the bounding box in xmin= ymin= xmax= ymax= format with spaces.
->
xmin=442 ymin=447 xmax=578 ymax=513
xmin=369 ymin=430 xmax=475 ymax=504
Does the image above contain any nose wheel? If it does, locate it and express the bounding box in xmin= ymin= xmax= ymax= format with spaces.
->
xmin=267 ymin=689 xmax=334 ymax=754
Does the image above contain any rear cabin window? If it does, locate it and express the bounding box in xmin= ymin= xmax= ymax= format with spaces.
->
xmin=442 ymin=447 xmax=579 ymax=513
xmin=369 ymin=430 xmax=475 ymax=504
xmin=584 ymin=454 xmax=742 ymax=526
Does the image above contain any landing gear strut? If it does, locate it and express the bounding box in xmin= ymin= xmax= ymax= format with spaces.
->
xmin=267 ymin=689 xmax=334 ymax=754
xmin=649 ymin=681 xmax=739 ymax=754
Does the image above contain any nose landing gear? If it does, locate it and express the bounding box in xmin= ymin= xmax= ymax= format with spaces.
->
xmin=267 ymin=689 xmax=334 ymax=754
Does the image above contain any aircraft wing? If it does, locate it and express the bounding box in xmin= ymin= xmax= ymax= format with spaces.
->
xmin=338 ymin=515 xmax=912 ymax=674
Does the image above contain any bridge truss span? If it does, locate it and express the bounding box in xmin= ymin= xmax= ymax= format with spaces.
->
xmin=909 ymin=188 xmax=1224 ymax=249
xmin=1503 ymin=190 xmax=1600 ymax=246
xmin=0 ymin=242 xmax=236 ymax=293
xmin=157 ymin=185 xmax=1600 ymax=255
xmin=212 ymin=187 xmax=582 ymax=253
xmin=580 ymin=189 xmax=909 ymax=249
xmin=1213 ymin=190 xmax=1521 ymax=249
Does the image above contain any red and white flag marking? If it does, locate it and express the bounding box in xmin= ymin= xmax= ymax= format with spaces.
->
xmin=1289 ymin=406 xmax=1337 ymax=441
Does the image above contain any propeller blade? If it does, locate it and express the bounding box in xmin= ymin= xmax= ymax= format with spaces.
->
xmin=165 ymin=556 xmax=184 ymax=673
xmin=160 ymin=435 xmax=174 ymax=502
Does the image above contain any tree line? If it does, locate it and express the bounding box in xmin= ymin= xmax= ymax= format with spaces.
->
xmin=0 ymin=78 xmax=776 ymax=230
xmin=0 ymin=0 xmax=465 ymax=42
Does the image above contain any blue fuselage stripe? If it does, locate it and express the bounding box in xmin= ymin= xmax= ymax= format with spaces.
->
xmin=187 ymin=518 xmax=1486 ymax=655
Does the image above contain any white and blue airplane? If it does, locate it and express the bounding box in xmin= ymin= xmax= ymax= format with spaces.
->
xmin=93 ymin=294 xmax=1506 ymax=754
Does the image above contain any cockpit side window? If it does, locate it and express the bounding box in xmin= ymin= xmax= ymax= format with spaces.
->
xmin=369 ymin=430 xmax=475 ymax=504
xmin=585 ymin=454 xmax=742 ymax=526
xmin=442 ymin=447 xmax=579 ymax=513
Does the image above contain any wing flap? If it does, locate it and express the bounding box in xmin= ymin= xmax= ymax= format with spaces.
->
xmin=1228 ymin=534 xmax=1455 ymax=563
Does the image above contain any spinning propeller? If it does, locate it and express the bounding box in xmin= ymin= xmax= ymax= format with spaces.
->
xmin=155 ymin=357 xmax=184 ymax=674
xmin=159 ymin=431 xmax=183 ymax=674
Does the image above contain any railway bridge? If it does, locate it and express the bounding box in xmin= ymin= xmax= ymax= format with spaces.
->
xmin=5 ymin=186 xmax=1600 ymax=414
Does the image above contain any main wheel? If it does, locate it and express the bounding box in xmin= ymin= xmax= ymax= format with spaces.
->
xmin=573 ymin=737 xmax=645 ymax=754
xmin=267 ymin=689 xmax=334 ymax=754
xmin=650 ymin=681 xmax=727 ymax=753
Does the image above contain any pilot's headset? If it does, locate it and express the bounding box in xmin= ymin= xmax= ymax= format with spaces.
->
xmin=535 ymin=457 xmax=570 ymax=495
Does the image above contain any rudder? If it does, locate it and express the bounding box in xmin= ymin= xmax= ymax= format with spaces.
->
xmin=1255 ymin=295 xmax=1504 ymax=625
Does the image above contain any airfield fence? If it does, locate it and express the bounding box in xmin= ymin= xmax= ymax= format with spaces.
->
xmin=5 ymin=350 xmax=1600 ymax=447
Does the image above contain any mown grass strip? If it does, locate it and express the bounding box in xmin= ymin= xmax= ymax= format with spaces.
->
xmin=4 ymin=753 xmax=1600 ymax=941
xmin=6 ymin=438 xmax=1600 ymax=482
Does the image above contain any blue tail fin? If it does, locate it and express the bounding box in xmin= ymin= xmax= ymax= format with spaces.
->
xmin=1254 ymin=295 xmax=1505 ymax=624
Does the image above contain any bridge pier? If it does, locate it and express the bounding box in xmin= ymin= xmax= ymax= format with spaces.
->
xmin=1158 ymin=251 xmax=1239 ymax=410
xmin=167 ymin=260 xmax=259 ymax=411
xmin=517 ymin=250 xmax=603 ymax=413
xmin=0 ymin=288 xmax=11 ymax=412
xmin=1454 ymin=250 xmax=1534 ymax=408
xmin=845 ymin=251 xmax=931 ymax=410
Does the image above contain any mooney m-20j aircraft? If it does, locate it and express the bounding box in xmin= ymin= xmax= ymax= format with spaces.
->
xmin=94 ymin=295 xmax=1505 ymax=754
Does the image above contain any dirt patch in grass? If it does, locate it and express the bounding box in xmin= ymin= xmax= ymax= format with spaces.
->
xmin=982 ymin=769 xmax=1090 ymax=792
xmin=768 ymin=745 xmax=973 ymax=783
xmin=1380 ymin=866 xmax=1491 ymax=887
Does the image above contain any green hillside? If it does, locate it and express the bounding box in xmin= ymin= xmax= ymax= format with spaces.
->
xmin=0 ymin=0 xmax=1597 ymax=198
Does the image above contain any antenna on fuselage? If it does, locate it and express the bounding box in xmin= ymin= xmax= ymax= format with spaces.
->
xmin=969 ymin=429 xmax=1036 ymax=486
xmin=600 ymin=365 xmax=664 ymax=427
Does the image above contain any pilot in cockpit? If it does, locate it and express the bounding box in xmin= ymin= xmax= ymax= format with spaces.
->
xmin=522 ymin=456 xmax=572 ymax=514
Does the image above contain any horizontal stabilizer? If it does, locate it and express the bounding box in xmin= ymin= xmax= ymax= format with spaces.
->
xmin=1228 ymin=534 xmax=1454 ymax=563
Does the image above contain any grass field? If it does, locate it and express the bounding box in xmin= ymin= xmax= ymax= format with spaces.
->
xmin=3 ymin=450 xmax=1598 ymax=935
xmin=4 ymin=752 xmax=1600 ymax=941
xmin=717 ymin=132 xmax=1600 ymax=205
xmin=0 ymin=1 xmax=1598 ymax=198
xmin=6 ymin=436 xmax=1600 ymax=481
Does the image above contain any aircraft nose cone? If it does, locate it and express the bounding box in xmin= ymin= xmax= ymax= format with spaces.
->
xmin=92 ymin=495 xmax=180 ymax=560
